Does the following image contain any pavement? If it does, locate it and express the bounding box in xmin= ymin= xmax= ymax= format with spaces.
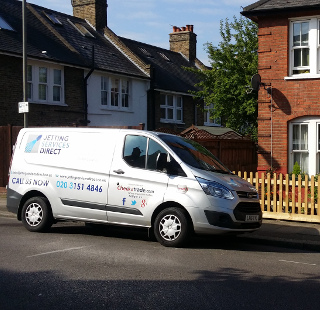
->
xmin=1 ymin=187 xmax=320 ymax=251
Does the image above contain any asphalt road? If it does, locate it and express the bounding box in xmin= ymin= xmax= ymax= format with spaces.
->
xmin=1 ymin=217 xmax=320 ymax=310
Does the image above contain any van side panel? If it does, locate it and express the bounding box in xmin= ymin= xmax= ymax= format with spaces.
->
xmin=8 ymin=129 xmax=119 ymax=222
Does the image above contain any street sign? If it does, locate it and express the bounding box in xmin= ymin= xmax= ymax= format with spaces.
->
xmin=18 ymin=101 xmax=29 ymax=113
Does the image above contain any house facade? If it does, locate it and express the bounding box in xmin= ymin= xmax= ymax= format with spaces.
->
xmin=1 ymin=0 xmax=208 ymax=131
xmin=242 ymin=0 xmax=320 ymax=175
xmin=0 ymin=0 xmax=149 ymax=128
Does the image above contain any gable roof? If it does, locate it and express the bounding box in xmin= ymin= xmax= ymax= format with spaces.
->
xmin=0 ymin=0 xmax=148 ymax=79
xmin=119 ymin=37 xmax=201 ymax=94
xmin=242 ymin=0 xmax=320 ymax=17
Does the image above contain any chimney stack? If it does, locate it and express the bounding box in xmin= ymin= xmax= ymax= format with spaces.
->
xmin=169 ymin=24 xmax=197 ymax=63
xmin=71 ymin=0 xmax=107 ymax=32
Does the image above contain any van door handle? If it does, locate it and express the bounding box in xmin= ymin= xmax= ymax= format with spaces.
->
xmin=113 ymin=169 xmax=125 ymax=174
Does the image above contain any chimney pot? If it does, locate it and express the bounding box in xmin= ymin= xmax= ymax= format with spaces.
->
xmin=181 ymin=26 xmax=186 ymax=31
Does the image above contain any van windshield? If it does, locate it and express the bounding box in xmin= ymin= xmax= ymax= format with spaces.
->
xmin=159 ymin=134 xmax=231 ymax=174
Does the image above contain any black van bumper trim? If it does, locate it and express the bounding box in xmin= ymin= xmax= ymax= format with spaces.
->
xmin=61 ymin=199 xmax=106 ymax=211
xmin=61 ymin=199 xmax=143 ymax=216
xmin=105 ymin=205 xmax=143 ymax=216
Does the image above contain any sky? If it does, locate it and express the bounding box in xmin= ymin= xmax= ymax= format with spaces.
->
xmin=25 ymin=0 xmax=254 ymax=66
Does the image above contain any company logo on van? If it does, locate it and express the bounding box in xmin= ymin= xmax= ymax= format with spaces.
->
xmin=25 ymin=135 xmax=42 ymax=153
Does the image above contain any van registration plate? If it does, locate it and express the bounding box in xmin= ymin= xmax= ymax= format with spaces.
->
xmin=245 ymin=215 xmax=259 ymax=222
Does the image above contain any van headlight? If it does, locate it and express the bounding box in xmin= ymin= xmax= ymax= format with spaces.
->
xmin=196 ymin=177 xmax=234 ymax=200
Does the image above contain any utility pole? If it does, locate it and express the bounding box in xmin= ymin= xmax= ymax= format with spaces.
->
xmin=22 ymin=0 xmax=28 ymax=128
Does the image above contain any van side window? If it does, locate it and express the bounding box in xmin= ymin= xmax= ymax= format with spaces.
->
xmin=123 ymin=135 xmax=147 ymax=168
xmin=123 ymin=135 xmax=168 ymax=171
xmin=146 ymin=139 xmax=168 ymax=170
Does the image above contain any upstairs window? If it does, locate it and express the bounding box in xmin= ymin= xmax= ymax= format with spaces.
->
xmin=160 ymin=93 xmax=183 ymax=123
xmin=100 ymin=76 xmax=131 ymax=110
xmin=292 ymin=21 xmax=309 ymax=74
xmin=111 ymin=78 xmax=119 ymax=107
xmin=101 ymin=76 xmax=108 ymax=106
xmin=289 ymin=17 xmax=320 ymax=76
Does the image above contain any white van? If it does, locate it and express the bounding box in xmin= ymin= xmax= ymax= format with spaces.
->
xmin=7 ymin=128 xmax=262 ymax=247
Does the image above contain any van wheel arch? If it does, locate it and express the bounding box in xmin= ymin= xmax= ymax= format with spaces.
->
xmin=18 ymin=191 xmax=51 ymax=221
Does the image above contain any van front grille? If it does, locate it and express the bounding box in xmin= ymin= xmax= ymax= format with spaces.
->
xmin=235 ymin=202 xmax=261 ymax=213
xmin=237 ymin=191 xmax=258 ymax=199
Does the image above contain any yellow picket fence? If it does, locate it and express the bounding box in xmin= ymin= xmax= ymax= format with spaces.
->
xmin=235 ymin=171 xmax=320 ymax=223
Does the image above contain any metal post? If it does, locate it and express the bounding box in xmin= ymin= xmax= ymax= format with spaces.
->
xmin=22 ymin=0 xmax=28 ymax=128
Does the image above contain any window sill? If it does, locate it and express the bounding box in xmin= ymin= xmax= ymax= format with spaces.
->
xmin=204 ymin=123 xmax=222 ymax=127
xmin=285 ymin=74 xmax=320 ymax=80
xmin=100 ymin=106 xmax=133 ymax=113
xmin=160 ymin=119 xmax=184 ymax=125
xmin=30 ymin=101 xmax=68 ymax=107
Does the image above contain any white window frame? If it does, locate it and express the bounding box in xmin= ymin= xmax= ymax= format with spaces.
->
xmin=160 ymin=93 xmax=183 ymax=124
xmin=27 ymin=61 xmax=65 ymax=105
xmin=289 ymin=117 xmax=320 ymax=175
xmin=100 ymin=75 xmax=131 ymax=111
xmin=288 ymin=17 xmax=319 ymax=78
xmin=204 ymin=104 xmax=221 ymax=126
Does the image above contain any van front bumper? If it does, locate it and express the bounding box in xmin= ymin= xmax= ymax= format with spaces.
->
xmin=204 ymin=210 xmax=262 ymax=230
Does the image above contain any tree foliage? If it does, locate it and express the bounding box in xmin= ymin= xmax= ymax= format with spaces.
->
xmin=192 ymin=16 xmax=258 ymax=137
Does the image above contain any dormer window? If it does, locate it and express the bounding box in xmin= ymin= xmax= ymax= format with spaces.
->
xmin=44 ymin=12 xmax=62 ymax=25
xmin=0 ymin=16 xmax=14 ymax=31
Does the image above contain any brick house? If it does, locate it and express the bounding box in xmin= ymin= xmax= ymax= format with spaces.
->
xmin=242 ymin=0 xmax=320 ymax=175
xmin=0 ymin=0 xmax=208 ymax=131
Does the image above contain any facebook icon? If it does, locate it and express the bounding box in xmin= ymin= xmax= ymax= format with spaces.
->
xmin=122 ymin=198 xmax=126 ymax=205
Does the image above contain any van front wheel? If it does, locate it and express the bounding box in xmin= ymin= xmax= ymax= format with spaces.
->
xmin=154 ymin=207 xmax=190 ymax=247
xmin=21 ymin=197 xmax=53 ymax=232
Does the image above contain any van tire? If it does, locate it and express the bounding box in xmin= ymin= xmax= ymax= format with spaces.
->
xmin=154 ymin=207 xmax=190 ymax=247
xmin=21 ymin=197 xmax=53 ymax=232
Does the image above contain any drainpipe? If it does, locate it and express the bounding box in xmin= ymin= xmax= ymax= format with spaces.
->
xmin=83 ymin=45 xmax=95 ymax=125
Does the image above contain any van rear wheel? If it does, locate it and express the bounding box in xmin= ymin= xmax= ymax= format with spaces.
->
xmin=154 ymin=207 xmax=190 ymax=247
xmin=21 ymin=197 xmax=53 ymax=232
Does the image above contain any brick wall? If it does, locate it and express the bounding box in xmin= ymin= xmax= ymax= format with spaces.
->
xmin=169 ymin=29 xmax=197 ymax=62
xmin=257 ymin=11 xmax=320 ymax=174
xmin=0 ymin=54 xmax=85 ymax=127
xmin=72 ymin=0 xmax=107 ymax=31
